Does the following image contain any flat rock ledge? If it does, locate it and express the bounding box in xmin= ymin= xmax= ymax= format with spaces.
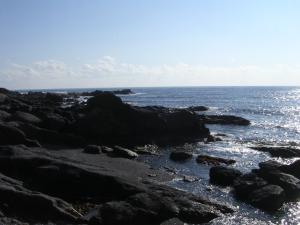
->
xmin=0 ymin=145 xmax=233 ymax=224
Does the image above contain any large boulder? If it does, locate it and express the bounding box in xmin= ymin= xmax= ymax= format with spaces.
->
xmin=12 ymin=111 xmax=42 ymax=124
xmin=0 ymin=110 xmax=11 ymax=121
xmin=0 ymin=123 xmax=40 ymax=147
xmin=249 ymin=185 xmax=285 ymax=211
xmin=71 ymin=93 xmax=210 ymax=146
xmin=256 ymin=169 xmax=300 ymax=200
xmin=209 ymin=166 xmax=242 ymax=186
xmin=233 ymin=173 xmax=268 ymax=200
xmin=281 ymin=160 xmax=300 ymax=179
xmin=39 ymin=112 xmax=68 ymax=130
xmin=258 ymin=160 xmax=284 ymax=171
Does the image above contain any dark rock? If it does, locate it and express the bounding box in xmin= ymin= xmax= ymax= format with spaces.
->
xmin=178 ymin=205 xmax=220 ymax=224
xmin=187 ymin=106 xmax=209 ymax=112
xmin=0 ymin=93 xmax=8 ymax=104
xmin=101 ymin=146 xmax=114 ymax=153
xmin=183 ymin=175 xmax=199 ymax=183
xmin=249 ymin=185 xmax=285 ymax=211
xmin=113 ymin=146 xmax=138 ymax=159
xmin=205 ymin=135 xmax=222 ymax=143
xmin=0 ymin=110 xmax=11 ymax=121
xmin=198 ymin=115 xmax=250 ymax=126
xmin=71 ymin=93 xmax=210 ymax=146
xmin=111 ymin=89 xmax=134 ymax=95
xmin=210 ymin=166 xmax=242 ymax=186
xmin=45 ymin=93 xmax=64 ymax=105
xmin=12 ymin=111 xmax=42 ymax=124
xmin=0 ymin=123 xmax=40 ymax=147
xmin=196 ymin=155 xmax=235 ymax=166
xmin=170 ymin=151 xmax=193 ymax=161
xmin=86 ymin=92 xmax=124 ymax=111
xmin=282 ymin=160 xmax=300 ymax=179
xmin=0 ymin=145 xmax=232 ymax=224
xmin=233 ymin=173 xmax=268 ymax=200
xmin=40 ymin=112 xmax=67 ymax=130
xmin=160 ymin=218 xmax=184 ymax=225
xmin=0 ymin=172 xmax=81 ymax=223
xmin=18 ymin=123 xmax=85 ymax=147
xmin=83 ymin=145 xmax=101 ymax=154
xmin=0 ymin=88 xmax=13 ymax=95
xmin=256 ymin=170 xmax=300 ymax=200
xmin=259 ymin=160 xmax=284 ymax=171
xmin=251 ymin=146 xmax=300 ymax=158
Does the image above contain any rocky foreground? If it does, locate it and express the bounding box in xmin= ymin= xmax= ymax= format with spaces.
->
xmin=0 ymin=88 xmax=240 ymax=224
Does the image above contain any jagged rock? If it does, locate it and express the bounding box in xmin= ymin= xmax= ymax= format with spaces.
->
xmin=233 ymin=173 xmax=268 ymax=200
xmin=255 ymin=169 xmax=300 ymax=200
xmin=12 ymin=111 xmax=42 ymax=124
xmin=113 ymin=146 xmax=138 ymax=159
xmin=249 ymin=185 xmax=285 ymax=211
xmin=83 ymin=145 xmax=101 ymax=154
xmin=170 ymin=151 xmax=193 ymax=161
xmin=196 ymin=155 xmax=235 ymax=166
xmin=210 ymin=166 xmax=242 ymax=186
xmin=198 ymin=115 xmax=250 ymax=126
xmin=251 ymin=146 xmax=300 ymax=158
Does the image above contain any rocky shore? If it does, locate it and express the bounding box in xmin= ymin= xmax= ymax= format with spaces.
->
xmin=0 ymin=88 xmax=240 ymax=225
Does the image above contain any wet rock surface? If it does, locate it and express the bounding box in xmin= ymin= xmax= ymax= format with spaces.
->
xmin=250 ymin=145 xmax=300 ymax=158
xmin=198 ymin=115 xmax=250 ymax=126
xmin=209 ymin=166 xmax=242 ymax=186
xmin=210 ymin=159 xmax=300 ymax=212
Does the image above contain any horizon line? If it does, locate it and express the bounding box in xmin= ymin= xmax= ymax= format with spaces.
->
xmin=15 ymin=85 xmax=300 ymax=91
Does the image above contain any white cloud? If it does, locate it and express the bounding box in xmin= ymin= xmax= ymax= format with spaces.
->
xmin=0 ymin=56 xmax=299 ymax=89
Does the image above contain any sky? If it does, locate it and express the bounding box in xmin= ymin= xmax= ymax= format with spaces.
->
xmin=0 ymin=0 xmax=300 ymax=89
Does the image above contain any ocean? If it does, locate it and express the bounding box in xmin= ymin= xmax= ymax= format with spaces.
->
xmin=29 ymin=86 xmax=300 ymax=224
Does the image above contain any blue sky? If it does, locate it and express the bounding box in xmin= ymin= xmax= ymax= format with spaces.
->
xmin=1 ymin=0 xmax=300 ymax=89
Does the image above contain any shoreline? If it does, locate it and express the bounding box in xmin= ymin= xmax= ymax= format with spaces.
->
xmin=0 ymin=87 xmax=299 ymax=224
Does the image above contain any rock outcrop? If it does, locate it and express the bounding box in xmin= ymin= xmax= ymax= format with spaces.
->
xmin=198 ymin=115 xmax=250 ymax=126
xmin=0 ymin=145 xmax=232 ymax=224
